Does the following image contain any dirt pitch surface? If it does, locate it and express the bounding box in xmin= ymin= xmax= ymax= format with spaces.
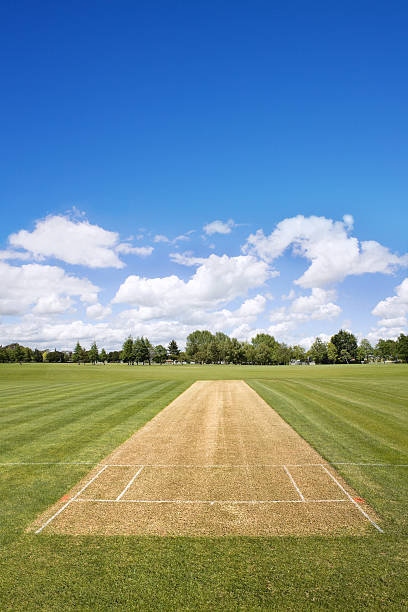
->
xmin=29 ymin=381 xmax=382 ymax=536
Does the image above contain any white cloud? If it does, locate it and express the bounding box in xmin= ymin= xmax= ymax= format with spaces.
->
xmin=32 ymin=295 xmax=74 ymax=315
xmin=9 ymin=214 xmax=125 ymax=268
xmin=0 ymin=250 xmax=33 ymax=261
xmin=169 ymin=251 xmax=206 ymax=266
xmin=372 ymin=278 xmax=408 ymax=320
xmin=113 ymin=254 xmax=271 ymax=315
xmin=0 ymin=261 xmax=98 ymax=316
xmin=368 ymin=277 xmax=408 ymax=342
xmin=116 ymin=243 xmax=154 ymax=257
xmin=154 ymin=231 xmax=194 ymax=245
xmin=154 ymin=234 xmax=170 ymax=243
xmin=290 ymin=288 xmax=341 ymax=320
xmin=203 ymin=219 xmax=235 ymax=235
xmin=243 ymin=215 xmax=408 ymax=288
xmin=86 ymin=303 xmax=112 ymax=320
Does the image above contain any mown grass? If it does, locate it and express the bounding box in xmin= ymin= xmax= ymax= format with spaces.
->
xmin=0 ymin=363 xmax=407 ymax=610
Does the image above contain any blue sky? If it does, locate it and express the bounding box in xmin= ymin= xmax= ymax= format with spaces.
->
xmin=1 ymin=1 xmax=407 ymax=350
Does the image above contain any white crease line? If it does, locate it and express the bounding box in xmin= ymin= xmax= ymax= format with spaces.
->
xmin=283 ymin=465 xmax=305 ymax=501
xmin=34 ymin=465 xmax=108 ymax=534
xmin=320 ymin=464 xmax=384 ymax=534
xmin=75 ymin=498 xmax=348 ymax=504
xmin=115 ymin=466 xmax=144 ymax=501
xmin=0 ymin=462 xmax=96 ymax=466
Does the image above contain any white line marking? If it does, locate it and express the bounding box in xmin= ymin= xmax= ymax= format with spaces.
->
xmin=115 ymin=466 xmax=144 ymax=501
xmin=75 ymin=498 xmax=348 ymax=504
xmin=283 ymin=465 xmax=305 ymax=501
xmin=34 ymin=465 xmax=108 ymax=534
xmin=320 ymin=465 xmax=384 ymax=533
xmin=0 ymin=462 xmax=96 ymax=466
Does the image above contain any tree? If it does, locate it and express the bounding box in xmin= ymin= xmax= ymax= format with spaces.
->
xmin=308 ymin=337 xmax=328 ymax=364
xmin=133 ymin=337 xmax=150 ymax=364
xmin=153 ymin=345 xmax=167 ymax=364
xmin=121 ymin=336 xmax=135 ymax=365
xmin=185 ymin=331 xmax=212 ymax=363
xmin=358 ymin=339 xmax=373 ymax=363
xmin=397 ymin=333 xmax=408 ymax=363
xmin=99 ymin=348 xmax=108 ymax=363
xmin=168 ymin=339 xmax=180 ymax=362
xmin=0 ymin=348 xmax=9 ymax=362
xmin=46 ymin=350 xmax=65 ymax=363
xmin=327 ymin=342 xmax=337 ymax=364
xmin=375 ymin=339 xmax=397 ymax=362
xmin=330 ymin=330 xmax=358 ymax=363
xmin=290 ymin=345 xmax=306 ymax=362
xmin=33 ymin=349 xmax=43 ymax=362
xmin=107 ymin=350 xmax=121 ymax=362
xmin=88 ymin=341 xmax=99 ymax=364
xmin=14 ymin=344 xmax=25 ymax=364
xmin=72 ymin=342 xmax=83 ymax=365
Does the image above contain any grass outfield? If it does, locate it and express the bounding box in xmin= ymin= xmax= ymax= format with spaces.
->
xmin=0 ymin=363 xmax=407 ymax=610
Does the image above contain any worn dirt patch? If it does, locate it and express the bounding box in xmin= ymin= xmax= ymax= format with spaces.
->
xmin=28 ymin=380 xmax=381 ymax=536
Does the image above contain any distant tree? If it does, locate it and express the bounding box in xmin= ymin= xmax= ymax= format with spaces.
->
xmin=88 ymin=341 xmax=99 ymax=364
xmin=121 ymin=336 xmax=135 ymax=365
xmin=308 ymin=337 xmax=328 ymax=364
xmin=23 ymin=347 xmax=33 ymax=362
xmin=185 ymin=331 xmax=212 ymax=363
xmin=330 ymin=330 xmax=358 ymax=363
xmin=33 ymin=349 xmax=43 ymax=362
xmin=168 ymin=339 xmax=180 ymax=362
xmin=396 ymin=333 xmax=408 ymax=363
xmin=358 ymin=339 xmax=373 ymax=363
xmin=153 ymin=344 xmax=167 ymax=364
xmin=178 ymin=350 xmax=188 ymax=363
xmin=72 ymin=342 xmax=83 ymax=365
xmin=375 ymin=338 xmax=397 ymax=362
xmin=46 ymin=351 xmax=65 ymax=363
xmin=143 ymin=338 xmax=155 ymax=364
xmin=99 ymin=348 xmax=108 ymax=363
xmin=327 ymin=342 xmax=337 ymax=364
xmin=107 ymin=350 xmax=121 ymax=362
xmin=290 ymin=345 xmax=306 ymax=362
xmin=0 ymin=348 xmax=9 ymax=362
xmin=14 ymin=344 xmax=25 ymax=364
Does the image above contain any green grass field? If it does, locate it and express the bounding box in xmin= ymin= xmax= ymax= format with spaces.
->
xmin=0 ymin=363 xmax=407 ymax=610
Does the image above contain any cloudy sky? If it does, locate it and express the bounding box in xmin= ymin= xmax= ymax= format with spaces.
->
xmin=1 ymin=2 xmax=407 ymax=350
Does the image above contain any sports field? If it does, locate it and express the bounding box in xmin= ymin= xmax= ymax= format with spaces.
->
xmin=1 ymin=363 xmax=407 ymax=609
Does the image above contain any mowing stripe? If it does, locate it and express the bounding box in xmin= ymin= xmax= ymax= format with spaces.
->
xmin=75 ymin=498 xmax=349 ymax=504
xmin=283 ymin=465 xmax=305 ymax=501
xmin=115 ymin=466 xmax=144 ymax=501
xmin=320 ymin=465 xmax=384 ymax=533
xmin=35 ymin=465 xmax=108 ymax=534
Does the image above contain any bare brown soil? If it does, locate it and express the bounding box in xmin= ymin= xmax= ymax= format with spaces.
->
xmin=29 ymin=380 xmax=381 ymax=536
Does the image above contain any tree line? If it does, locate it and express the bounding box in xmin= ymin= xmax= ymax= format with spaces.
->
xmin=1 ymin=329 xmax=407 ymax=364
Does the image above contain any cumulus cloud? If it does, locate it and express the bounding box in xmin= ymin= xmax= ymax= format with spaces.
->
xmin=243 ymin=214 xmax=408 ymax=288
xmin=290 ymin=288 xmax=341 ymax=319
xmin=86 ymin=303 xmax=112 ymax=320
xmin=169 ymin=251 xmax=206 ymax=266
xmin=0 ymin=262 xmax=99 ymax=316
xmin=264 ymin=289 xmax=341 ymax=338
xmin=9 ymin=215 xmax=125 ymax=268
xmin=367 ymin=278 xmax=408 ymax=342
xmin=0 ymin=250 xmax=33 ymax=261
xmin=116 ymin=243 xmax=154 ymax=257
xmin=113 ymin=254 xmax=271 ymax=316
xmin=203 ymin=219 xmax=235 ymax=235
